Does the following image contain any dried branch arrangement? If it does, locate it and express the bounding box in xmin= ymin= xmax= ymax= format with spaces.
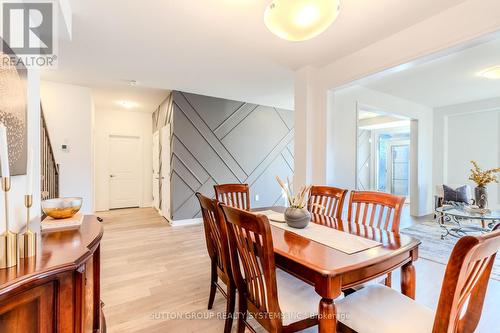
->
xmin=469 ymin=161 xmax=500 ymax=187
xmin=275 ymin=176 xmax=311 ymax=209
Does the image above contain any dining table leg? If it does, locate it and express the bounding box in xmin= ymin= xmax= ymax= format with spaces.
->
xmin=401 ymin=260 xmax=416 ymax=299
xmin=319 ymin=297 xmax=337 ymax=333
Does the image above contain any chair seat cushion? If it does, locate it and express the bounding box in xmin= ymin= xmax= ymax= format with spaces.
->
xmin=276 ymin=269 xmax=321 ymax=326
xmin=336 ymin=285 xmax=435 ymax=333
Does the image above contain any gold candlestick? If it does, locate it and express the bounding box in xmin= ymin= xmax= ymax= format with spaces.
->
xmin=0 ymin=177 xmax=17 ymax=268
xmin=20 ymin=194 xmax=36 ymax=258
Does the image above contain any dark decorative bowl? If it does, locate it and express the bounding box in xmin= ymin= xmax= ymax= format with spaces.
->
xmin=284 ymin=207 xmax=311 ymax=229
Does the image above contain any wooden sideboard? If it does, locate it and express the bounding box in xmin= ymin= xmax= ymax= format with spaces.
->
xmin=0 ymin=216 xmax=105 ymax=333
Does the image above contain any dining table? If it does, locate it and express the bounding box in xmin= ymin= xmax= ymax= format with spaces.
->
xmin=253 ymin=207 xmax=421 ymax=333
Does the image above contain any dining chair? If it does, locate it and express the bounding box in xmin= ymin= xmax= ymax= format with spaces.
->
xmin=347 ymin=191 xmax=406 ymax=287
xmin=336 ymin=228 xmax=500 ymax=333
xmin=219 ymin=204 xmax=320 ymax=333
xmin=214 ymin=183 xmax=251 ymax=210
xmin=347 ymin=191 xmax=406 ymax=233
xmin=195 ymin=193 xmax=235 ymax=333
xmin=307 ymin=185 xmax=348 ymax=219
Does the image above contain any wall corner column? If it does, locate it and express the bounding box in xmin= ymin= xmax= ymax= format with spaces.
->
xmin=294 ymin=67 xmax=328 ymax=190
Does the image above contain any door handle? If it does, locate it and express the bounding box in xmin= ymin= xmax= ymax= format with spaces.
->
xmin=110 ymin=175 xmax=116 ymax=178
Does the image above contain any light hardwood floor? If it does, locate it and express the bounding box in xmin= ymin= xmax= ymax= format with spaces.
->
xmin=99 ymin=208 xmax=499 ymax=333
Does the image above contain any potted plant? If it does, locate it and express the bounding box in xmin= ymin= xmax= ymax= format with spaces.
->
xmin=276 ymin=176 xmax=311 ymax=229
xmin=469 ymin=161 xmax=500 ymax=208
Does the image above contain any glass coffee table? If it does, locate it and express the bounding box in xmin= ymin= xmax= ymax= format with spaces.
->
xmin=435 ymin=206 xmax=500 ymax=239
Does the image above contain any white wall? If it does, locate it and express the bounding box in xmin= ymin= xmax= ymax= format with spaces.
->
xmin=319 ymin=0 xmax=500 ymax=90
xmin=293 ymin=0 xmax=500 ymax=201
xmin=94 ymin=109 xmax=153 ymax=211
xmin=294 ymin=67 xmax=328 ymax=189
xmin=40 ymin=81 xmax=95 ymax=214
xmin=434 ymin=99 xmax=500 ymax=208
xmin=0 ymin=68 xmax=42 ymax=233
xmin=329 ymin=86 xmax=433 ymax=216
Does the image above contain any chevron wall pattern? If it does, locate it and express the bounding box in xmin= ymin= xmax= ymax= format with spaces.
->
xmin=154 ymin=91 xmax=294 ymax=220
xmin=357 ymin=129 xmax=371 ymax=191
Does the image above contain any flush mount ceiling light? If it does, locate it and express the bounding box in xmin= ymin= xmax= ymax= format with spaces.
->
xmin=116 ymin=100 xmax=139 ymax=109
xmin=264 ymin=0 xmax=340 ymax=42
xmin=358 ymin=111 xmax=380 ymax=120
xmin=478 ymin=66 xmax=500 ymax=79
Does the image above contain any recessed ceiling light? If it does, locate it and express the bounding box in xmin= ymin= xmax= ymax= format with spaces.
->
xmin=358 ymin=111 xmax=380 ymax=120
xmin=478 ymin=66 xmax=500 ymax=80
xmin=117 ymin=100 xmax=139 ymax=109
xmin=120 ymin=79 xmax=139 ymax=86
xmin=264 ymin=0 xmax=340 ymax=42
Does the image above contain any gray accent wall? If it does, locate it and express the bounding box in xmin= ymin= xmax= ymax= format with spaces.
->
xmin=357 ymin=129 xmax=371 ymax=190
xmin=155 ymin=91 xmax=294 ymax=220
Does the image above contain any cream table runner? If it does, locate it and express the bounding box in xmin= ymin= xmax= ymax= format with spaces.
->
xmin=257 ymin=210 xmax=381 ymax=254
xmin=271 ymin=221 xmax=381 ymax=254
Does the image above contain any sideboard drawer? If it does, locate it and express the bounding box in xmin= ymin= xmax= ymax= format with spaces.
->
xmin=0 ymin=216 xmax=104 ymax=333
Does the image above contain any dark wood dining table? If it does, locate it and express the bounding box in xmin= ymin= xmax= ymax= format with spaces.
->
xmin=254 ymin=207 xmax=421 ymax=333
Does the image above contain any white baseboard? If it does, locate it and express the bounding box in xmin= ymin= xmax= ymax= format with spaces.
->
xmin=170 ymin=218 xmax=202 ymax=226
xmin=95 ymin=201 xmax=153 ymax=212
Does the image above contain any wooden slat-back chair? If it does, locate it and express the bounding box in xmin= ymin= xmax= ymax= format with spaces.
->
xmin=347 ymin=191 xmax=406 ymax=233
xmin=214 ymin=183 xmax=251 ymax=210
xmin=433 ymin=226 xmax=500 ymax=333
xmin=347 ymin=191 xmax=406 ymax=287
xmin=307 ymin=185 xmax=348 ymax=219
xmin=195 ymin=193 xmax=235 ymax=333
xmin=337 ymin=226 xmax=500 ymax=333
xmin=220 ymin=204 xmax=319 ymax=333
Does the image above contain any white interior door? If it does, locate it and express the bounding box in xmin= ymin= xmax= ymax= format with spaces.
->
xmin=109 ymin=135 xmax=142 ymax=209
xmin=160 ymin=126 xmax=171 ymax=219
xmin=152 ymin=131 xmax=160 ymax=211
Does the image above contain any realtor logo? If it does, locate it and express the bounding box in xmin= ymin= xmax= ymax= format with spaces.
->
xmin=2 ymin=2 xmax=53 ymax=54
xmin=0 ymin=0 xmax=57 ymax=68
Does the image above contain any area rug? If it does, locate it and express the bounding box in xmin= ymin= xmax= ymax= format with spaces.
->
xmin=401 ymin=220 xmax=500 ymax=281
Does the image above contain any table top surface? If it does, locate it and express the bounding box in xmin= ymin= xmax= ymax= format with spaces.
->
xmin=0 ymin=215 xmax=103 ymax=292
xmin=254 ymin=207 xmax=420 ymax=277
xmin=436 ymin=206 xmax=500 ymax=220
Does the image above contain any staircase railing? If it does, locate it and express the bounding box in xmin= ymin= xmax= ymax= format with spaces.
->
xmin=40 ymin=107 xmax=59 ymax=201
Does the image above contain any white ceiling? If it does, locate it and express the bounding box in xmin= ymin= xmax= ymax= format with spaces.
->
xmin=91 ymin=85 xmax=168 ymax=113
xmin=361 ymin=38 xmax=500 ymax=108
xmin=42 ymin=0 xmax=468 ymax=110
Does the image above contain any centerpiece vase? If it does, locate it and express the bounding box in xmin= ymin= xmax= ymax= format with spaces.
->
xmin=474 ymin=185 xmax=488 ymax=209
xmin=284 ymin=207 xmax=311 ymax=229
